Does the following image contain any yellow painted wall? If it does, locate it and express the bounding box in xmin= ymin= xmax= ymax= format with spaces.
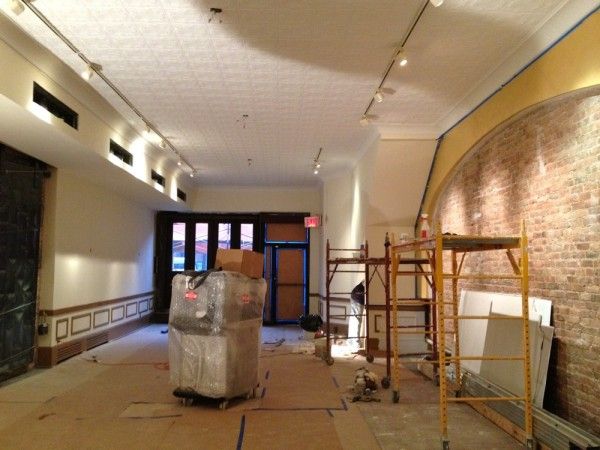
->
xmin=423 ymin=10 xmax=600 ymax=215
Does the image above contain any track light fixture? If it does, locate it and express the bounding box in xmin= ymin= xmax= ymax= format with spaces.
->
xmin=374 ymin=90 xmax=384 ymax=103
xmin=189 ymin=171 xmax=195 ymax=178
xmin=142 ymin=124 xmax=151 ymax=138
xmin=81 ymin=62 xmax=102 ymax=81
xmin=396 ymin=49 xmax=408 ymax=67
xmin=20 ymin=1 xmax=196 ymax=177
xmin=159 ymin=139 xmax=167 ymax=149
xmin=312 ymin=147 xmax=323 ymax=175
xmin=430 ymin=0 xmax=444 ymax=7
xmin=9 ymin=0 xmax=24 ymax=15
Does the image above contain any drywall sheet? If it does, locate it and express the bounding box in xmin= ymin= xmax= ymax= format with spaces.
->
xmin=488 ymin=292 xmax=552 ymax=325
xmin=458 ymin=290 xmax=552 ymax=378
xmin=458 ymin=290 xmax=492 ymax=374
xmin=479 ymin=314 xmax=553 ymax=407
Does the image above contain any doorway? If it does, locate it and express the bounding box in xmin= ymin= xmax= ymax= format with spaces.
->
xmin=155 ymin=212 xmax=310 ymax=324
xmin=262 ymin=220 xmax=309 ymax=324
xmin=264 ymin=245 xmax=307 ymax=324
xmin=0 ymin=143 xmax=46 ymax=381
xmin=155 ymin=213 xmax=259 ymax=312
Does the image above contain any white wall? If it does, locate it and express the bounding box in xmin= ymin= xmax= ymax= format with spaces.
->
xmin=39 ymin=170 xmax=155 ymax=311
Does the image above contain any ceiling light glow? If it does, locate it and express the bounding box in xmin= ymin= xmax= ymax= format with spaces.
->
xmin=430 ymin=0 xmax=444 ymax=7
xmin=396 ymin=50 xmax=408 ymax=67
xmin=81 ymin=62 xmax=102 ymax=81
xmin=9 ymin=0 xmax=24 ymax=15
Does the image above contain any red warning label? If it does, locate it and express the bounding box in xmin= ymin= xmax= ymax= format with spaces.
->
xmin=241 ymin=294 xmax=250 ymax=304
xmin=185 ymin=291 xmax=197 ymax=301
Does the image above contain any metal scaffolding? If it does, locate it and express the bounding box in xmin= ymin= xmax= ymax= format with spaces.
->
xmin=389 ymin=221 xmax=533 ymax=449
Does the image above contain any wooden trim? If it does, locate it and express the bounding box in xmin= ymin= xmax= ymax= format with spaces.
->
xmin=70 ymin=313 xmax=91 ymax=336
xmin=39 ymin=291 xmax=155 ymax=316
xmin=111 ymin=305 xmax=125 ymax=323
xmin=126 ymin=302 xmax=138 ymax=318
xmin=55 ymin=318 xmax=69 ymax=340
xmin=93 ymin=309 xmax=110 ymax=328
xmin=138 ymin=298 xmax=149 ymax=314
xmin=36 ymin=315 xmax=151 ymax=368
xmin=374 ymin=314 xmax=382 ymax=333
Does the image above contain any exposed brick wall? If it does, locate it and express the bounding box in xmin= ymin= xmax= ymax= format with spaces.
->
xmin=434 ymin=88 xmax=600 ymax=435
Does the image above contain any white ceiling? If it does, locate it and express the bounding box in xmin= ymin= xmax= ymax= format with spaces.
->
xmin=2 ymin=0 xmax=597 ymax=187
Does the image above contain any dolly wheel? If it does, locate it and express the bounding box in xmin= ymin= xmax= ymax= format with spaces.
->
xmin=442 ymin=439 xmax=450 ymax=450
xmin=381 ymin=377 xmax=391 ymax=389
xmin=366 ymin=354 xmax=374 ymax=363
xmin=392 ymin=391 xmax=399 ymax=403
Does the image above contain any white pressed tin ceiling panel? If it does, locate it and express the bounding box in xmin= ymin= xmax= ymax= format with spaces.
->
xmin=2 ymin=0 xmax=591 ymax=186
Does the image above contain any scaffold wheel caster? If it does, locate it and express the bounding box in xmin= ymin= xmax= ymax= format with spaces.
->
xmin=366 ymin=354 xmax=374 ymax=363
xmin=442 ymin=439 xmax=450 ymax=450
xmin=392 ymin=391 xmax=399 ymax=403
xmin=381 ymin=377 xmax=390 ymax=389
xmin=326 ymin=356 xmax=334 ymax=366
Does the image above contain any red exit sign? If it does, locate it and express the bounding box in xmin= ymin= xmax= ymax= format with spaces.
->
xmin=304 ymin=216 xmax=321 ymax=228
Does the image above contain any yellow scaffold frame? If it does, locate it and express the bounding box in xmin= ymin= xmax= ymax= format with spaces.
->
xmin=390 ymin=220 xmax=533 ymax=449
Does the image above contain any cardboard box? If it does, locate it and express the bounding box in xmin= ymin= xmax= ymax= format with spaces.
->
xmin=215 ymin=249 xmax=264 ymax=279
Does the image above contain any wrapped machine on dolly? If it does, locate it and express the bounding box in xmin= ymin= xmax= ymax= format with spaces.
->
xmin=168 ymin=269 xmax=266 ymax=409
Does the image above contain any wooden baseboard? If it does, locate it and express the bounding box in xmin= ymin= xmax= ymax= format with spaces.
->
xmin=36 ymin=315 xmax=151 ymax=367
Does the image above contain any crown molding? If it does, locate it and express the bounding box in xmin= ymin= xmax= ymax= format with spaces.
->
xmin=436 ymin=1 xmax=600 ymax=136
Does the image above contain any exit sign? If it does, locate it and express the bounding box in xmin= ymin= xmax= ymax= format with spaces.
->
xmin=304 ymin=216 xmax=321 ymax=228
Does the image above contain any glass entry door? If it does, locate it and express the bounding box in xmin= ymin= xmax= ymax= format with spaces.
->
xmin=264 ymin=245 xmax=307 ymax=324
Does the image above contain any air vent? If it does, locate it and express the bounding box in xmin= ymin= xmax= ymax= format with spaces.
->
xmin=56 ymin=340 xmax=83 ymax=363
xmin=87 ymin=331 xmax=109 ymax=350
xmin=109 ymin=140 xmax=133 ymax=166
xmin=151 ymin=170 xmax=165 ymax=187
xmin=177 ymin=188 xmax=187 ymax=202
xmin=33 ymin=82 xmax=79 ymax=129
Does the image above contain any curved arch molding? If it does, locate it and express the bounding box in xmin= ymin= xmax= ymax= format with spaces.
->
xmin=422 ymin=10 xmax=600 ymax=215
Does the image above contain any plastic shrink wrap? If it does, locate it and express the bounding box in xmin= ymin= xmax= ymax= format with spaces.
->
xmin=168 ymin=270 xmax=266 ymax=399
